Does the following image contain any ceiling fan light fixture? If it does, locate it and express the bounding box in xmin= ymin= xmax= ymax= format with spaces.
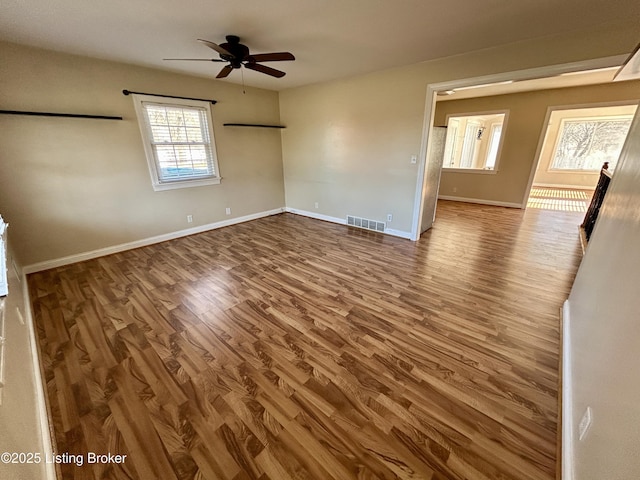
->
xmin=165 ymin=35 xmax=295 ymax=80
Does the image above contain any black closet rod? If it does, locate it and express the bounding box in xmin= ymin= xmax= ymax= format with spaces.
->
xmin=0 ymin=109 xmax=122 ymax=120
xmin=122 ymin=90 xmax=217 ymax=104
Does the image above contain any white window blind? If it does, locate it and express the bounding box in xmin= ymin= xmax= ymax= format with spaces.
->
xmin=142 ymin=103 xmax=215 ymax=181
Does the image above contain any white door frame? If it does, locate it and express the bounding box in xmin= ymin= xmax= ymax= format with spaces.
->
xmin=410 ymin=54 xmax=627 ymax=241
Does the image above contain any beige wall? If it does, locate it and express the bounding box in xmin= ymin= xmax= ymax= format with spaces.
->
xmin=533 ymin=104 xmax=637 ymax=188
xmin=567 ymin=105 xmax=640 ymax=479
xmin=434 ymin=81 xmax=640 ymax=205
xmin=280 ymin=67 xmax=426 ymax=233
xmin=0 ymin=42 xmax=285 ymax=267
xmin=279 ymin=19 xmax=640 ymax=232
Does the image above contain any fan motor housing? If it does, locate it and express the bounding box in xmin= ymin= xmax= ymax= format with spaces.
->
xmin=220 ymin=35 xmax=249 ymax=67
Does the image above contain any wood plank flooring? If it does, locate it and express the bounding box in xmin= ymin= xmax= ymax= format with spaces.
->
xmin=527 ymin=187 xmax=594 ymax=212
xmin=28 ymin=201 xmax=584 ymax=480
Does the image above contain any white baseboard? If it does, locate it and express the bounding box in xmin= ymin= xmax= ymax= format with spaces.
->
xmin=284 ymin=208 xmax=412 ymax=240
xmin=383 ymin=228 xmax=413 ymax=240
xmin=20 ymin=272 xmax=57 ymax=480
xmin=562 ymin=299 xmax=574 ymax=480
xmin=284 ymin=207 xmax=346 ymax=226
xmin=438 ymin=195 xmax=523 ymax=209
xmin=23 ymin=208 xmax=285 ymax=274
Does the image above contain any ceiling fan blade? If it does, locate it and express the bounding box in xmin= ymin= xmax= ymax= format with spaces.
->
xmin=163 ymin=58 xmax=226 ymax=62
xmin=244 ymin=63 xmax=286 ymax=78
xmin=197 ymin=39 xmax=233 ymax=57
xmin=216 ymin=65 xmax=234 ymax=79
xmin=249 ymin=52 xmax=295 ymax=62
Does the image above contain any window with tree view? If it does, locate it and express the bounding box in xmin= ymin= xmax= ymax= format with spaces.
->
xmin=132 ymin=94 xmax=220 ymax=191
xmin=551 ymin=116 xmax=633 ymax=172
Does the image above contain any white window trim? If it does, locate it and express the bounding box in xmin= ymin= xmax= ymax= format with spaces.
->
xmin=440 ymin=168 xmax=498 ymax=175
xmin=442 ymin=110 xmax=509 ymax=174
xmin=131 ymin=94 xmax=221 ymax=191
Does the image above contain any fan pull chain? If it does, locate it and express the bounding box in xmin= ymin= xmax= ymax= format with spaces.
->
xmin=241 ymin=67 xmax=246 ymax=94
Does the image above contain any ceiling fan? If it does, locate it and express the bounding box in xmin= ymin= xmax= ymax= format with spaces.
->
xmin=164 ymin=35 xmax=295 ymax=79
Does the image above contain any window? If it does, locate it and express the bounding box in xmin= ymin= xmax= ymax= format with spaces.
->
xmin=442 ymin=112 xmax=507 ymax=172
xmin=132 ymin=94 xmax=220 ymax=191
xmin=460 ymin=121 xmax=481 ymax=167
xmin=485 ymin=124 xmax=502 ymax=169
xmin=550 ymin=116 xmax=633 ymax=172
xmin=442 ymin=120 xmax=458 ymax=167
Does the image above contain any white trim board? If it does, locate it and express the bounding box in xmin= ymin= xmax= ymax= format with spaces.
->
xmin=413 ymin=55 xmax=628 ymax=241
xmin=23 ymin=208 xmax=284 ymax=274
xmin=284 ymin=208 xmax=412 ymax=240
xmin=284 ymin=207 xmax=346 ymax=226
xmin=562 ymin=299 xmax=575 ymax=480
xmin=20 ymin=272 xmax=57 ymax=480
xmin=438 ymin=195 xmax=522 ymax=208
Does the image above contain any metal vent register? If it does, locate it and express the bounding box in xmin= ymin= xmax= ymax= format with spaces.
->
xmin=346 ymin=215 xmax=385 ymax=233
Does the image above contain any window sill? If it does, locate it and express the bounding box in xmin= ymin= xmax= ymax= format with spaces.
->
xmin=442 ymin=168 xmax=498 ymax=175
xmin=152 ymin=177 xmax=221 ymax=192
xmin=547 ymin=169 xmax=600 ymax=174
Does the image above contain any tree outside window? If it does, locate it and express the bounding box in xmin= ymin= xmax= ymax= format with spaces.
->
xmin=551 ymin=117 xmax=633 ymax=171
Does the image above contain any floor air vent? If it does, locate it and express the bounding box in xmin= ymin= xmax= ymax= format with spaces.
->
xmin=346 ymin=215 xmax=386 ymax=233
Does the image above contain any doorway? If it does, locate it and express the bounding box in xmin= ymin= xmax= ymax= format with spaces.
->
xmin=412 ymin=54 xmax=630 ymax=240
xmin=526 ymin=103 xmax=637 ymax=213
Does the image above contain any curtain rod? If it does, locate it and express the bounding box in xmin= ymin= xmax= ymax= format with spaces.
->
xmin=122 ymin=90 xmax=217 ymax=104
xmin=223 ymin=123 xmax=285 ymax=129
xmin=0 ymin=110 xmax=122 ymax=120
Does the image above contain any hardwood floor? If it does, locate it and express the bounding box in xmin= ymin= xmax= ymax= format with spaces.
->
xmin=28 ymin=201 xmax=583 ymax=480
xmin=527 ymin=187 xmax=594 ymax=212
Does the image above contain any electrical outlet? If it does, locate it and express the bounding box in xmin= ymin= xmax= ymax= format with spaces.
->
xmin=225 ymin=207 xmax=231 ymax=215
xmin=578 ymin=407 xmax=592 ymax=441
xmin=453 ymin=187 xmax=457 ymax=193
xmin=187 ymin=215 xmax=193 ymax=223
xmin=410 ymin=155 xmax=417 ymax=164
xmin=314 ymin=202 xmax=319 ymax=209
xmin=387 ymin=214 xmax=393 ymax=222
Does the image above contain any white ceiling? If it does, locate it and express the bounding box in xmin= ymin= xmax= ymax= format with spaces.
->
xmin=1 ymin=0 xmax=640 ymax=91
